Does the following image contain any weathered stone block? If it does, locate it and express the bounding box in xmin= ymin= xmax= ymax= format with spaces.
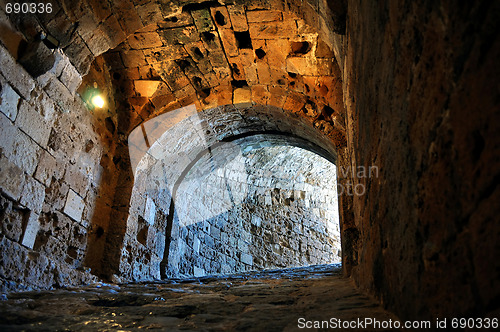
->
xmin=0 ymin=236 xmax=28 ymax=282
xmin=35 ymin=232 xmax=66 ymax=259
xmin=246 ymin=10 xmax=282 ymax=23
xmin=69 ymin=222 xmax=87 ymax=249
xmin=229 ymin=57 xmax=248 ymax=83
xmin=213 ymin=85 xmax=233 ymax=105
xmin=256 ymin=61 xmax=272 ymax=85
xmin=227 ymin=5 xmax=248 ymax=32
xmin=286 ymin=57 xmax=315 ymax=76
xmin=218 ymin=29 xmax=239 ymax=57
xmin=0 ymin=76 xmax=20 ymax=121
xmin=64 ymin=35 xmax=93 ymax=76
xmin=265 ymin=39 xmax=289 ymax=69
xmin=251 ymin=85 xmax=269 ymax=105
xmin=0 ymin=194 xmax=27 ymax=242
xmin=44 ymin=10 xmax=76 ymax=49
xmin=268 ymin=86 xmax=288 ymax=108
xmin=137 ymin=2 xmax=163 ymax=26
xmin=59 ymin=63 xmax=82 ymax=95
xmin=41 ymin=50 xmax=71 ymax=83
xmin=64 ymin=189 xmax=85 ymax=222
xmin=193 ymin=236 xmax=201 ymax=253
xmin=158 ymin=26 xmax=198 ymax=46
xmin=20 ymin=177 xmax=45 ymax=215
xmin=240 ymin=252 xmax=253 ymax=266
xmin=86 ymin=27 xmax=111 ymax=56
xmin=134 ymin=80 xmax=160 ymax=97
xmin=128 ymin=32 xmax=163 ymax=50
xmin=233 ymin=87 xmax=252 ymax=105
xmin=15 ymin=100 xmax=52 ymax=148
xmin=144 ymin=46 xmax=187 ymax=65
xmin=121 ymin=49 xmax=147 ymax=68
xmin=103 ymin=52 xmax=125 ymax=69
xmin=283 ymin=93 xmax=307 ymax=112
xmin=10 ymin=129 xmax=40 ymax=176
xmin=173 ymin=84 xmax=197 ymax=103
xmin=144 ymin=197 xmax=156 ymax=226
xmin=102 ymin=15 xmax=127 ymax=50
xmin=18 ymin=40 xmax=56 ymax=78
xmin=0 ymin=155 xmax=25 ymax=201
xmin=0 ymin=45 xmax=35 ymax=99
xmin=315 ymin=59 xmax=334 ymax=76
xmin=21 ymin=212 xmax=40 ymax=249
xmin=158 ymin=12 xmax=194 ymax=29
xmin=87 ymin=0 xmax=112 ymax=22
xmin=194 ymin=266 xmax=205 ymax=277
xmin=191 ymin=8 xmax=215 ymax=32
xmin=117 ymin=6 xmax=144 ymax=35
xmin=315 ymin=37 xmax=335 ymax=58
xmin=248 ymin=20 xmax=296 ymax=39
xmin=210 ymin=6 xmax=231 ymax=28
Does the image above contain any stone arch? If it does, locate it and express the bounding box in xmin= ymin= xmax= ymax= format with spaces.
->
xmin=120 ymin=104 xmax=341 ymax=279
xmin=60 ymin=1 xmax=354 ymax=279
xmin=1 ymin=0 xmax=353 ymax=279
xmin=8 ymin=0 xmax=346 ymax=77
xmin=0 ymin=0 xmax=498 ymax=322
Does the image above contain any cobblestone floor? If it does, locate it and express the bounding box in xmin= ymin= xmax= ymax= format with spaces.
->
xmin=0 ymin=264 xmax=398 ymax=331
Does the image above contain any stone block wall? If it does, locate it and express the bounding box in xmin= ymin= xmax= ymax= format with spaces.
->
xmin=1 ymin=0 xmax=348 ymax=283
xmin=343 ymin=0 xmax=500 ymax=320
xmin=120 ymin=105 xmax=340 ymax=281
xmin=0 ymin=43 xmax=104 ymax=291
xmin=167 ymin=135 xmax=340 ymax=278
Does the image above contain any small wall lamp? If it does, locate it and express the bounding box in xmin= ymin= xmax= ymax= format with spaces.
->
xmin=82 ymin=82 xmax=106 ymax=110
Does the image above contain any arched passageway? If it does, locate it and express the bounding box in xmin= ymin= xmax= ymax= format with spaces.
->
xmin=73 ymin=1 xmax=351 ymax=281
xmin=121 ymin=105 xmax=341 ymax=279
xmin=1 ymin=0 xmax=498 ymax=324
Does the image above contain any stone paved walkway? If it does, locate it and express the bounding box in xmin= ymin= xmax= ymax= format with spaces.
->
xmin=0 ymin=264 xmax=398 ymax=331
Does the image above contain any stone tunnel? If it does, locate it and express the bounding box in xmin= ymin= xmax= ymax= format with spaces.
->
xmin=0 ymin=0 xmax=499 ymax=329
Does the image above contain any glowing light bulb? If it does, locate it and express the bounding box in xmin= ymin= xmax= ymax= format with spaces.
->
xmin=92 ymin=95 xmax=105 ymax=108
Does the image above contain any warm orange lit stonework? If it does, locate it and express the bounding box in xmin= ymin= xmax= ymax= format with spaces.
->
xmin=0 ymin=0 xmax=499 ymax=327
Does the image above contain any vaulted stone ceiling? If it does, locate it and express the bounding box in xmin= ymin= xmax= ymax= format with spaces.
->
xmin=100 ymin=4 xmax=343 ymax=134
xmin=27 ymin=0 xmax=349 ymax=279
xmin=2 ymin=0 xmax=350 ymax=288
xmin=74 ymin=0 xmax=346 ymax=149
xmin=4 ymin=0 xmax=346 ymax=150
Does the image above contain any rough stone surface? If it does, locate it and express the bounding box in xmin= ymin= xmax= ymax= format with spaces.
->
xmin=0 ymin=46 xmax=35 ymax=99
xmin=20 ymin=212 xmax=39 ymax=249
xmin=167 ymin=136 xmax=341 ymax=278
xmin=0 ymin=264 xmax=398 ymax=331
xmin=0 ymin=0 xmax=498 ymax=323
xmin=0 ymin=74 xmax=20 ymax=121
xmin=343 ymin=0 xmax=500 ymax=320
xmin=0 ymin=43 xmax=107 ymax=292
xmin=0 ymin=154 xmax=25 ymax=201
xmin=19 ymin=177 xmax=45 ymax=214
xmin=64 ymin=189 xmax=85 ymax=222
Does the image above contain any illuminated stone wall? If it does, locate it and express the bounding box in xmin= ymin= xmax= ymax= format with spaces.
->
xmin=167 ymin=135 xmax=340 ymax=277
xmin=0 ymin=44 xmax=103 ymax=291
xmin=120 ymin=105 xmax=340 ymax=280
